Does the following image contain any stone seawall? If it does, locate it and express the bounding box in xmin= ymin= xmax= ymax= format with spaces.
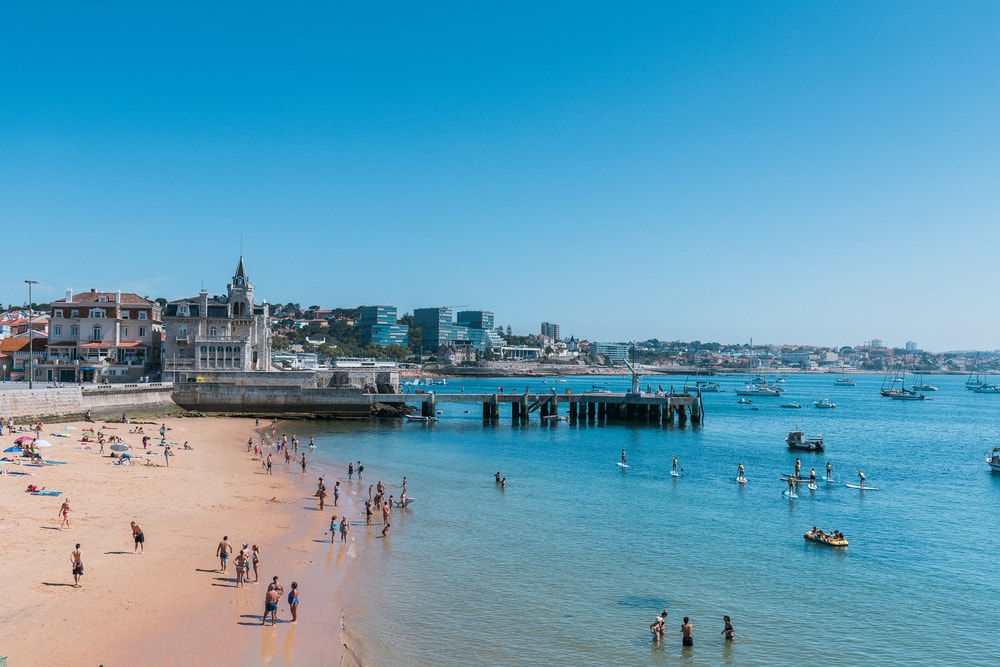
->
xmin=172 ymin=383 xmax=382 ymax=419
xmin=0 ymin=383 xmax=177 ymax=422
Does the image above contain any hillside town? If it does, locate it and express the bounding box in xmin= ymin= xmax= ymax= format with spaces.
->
xmin=1 ymin=257 xmax=996 ymax=384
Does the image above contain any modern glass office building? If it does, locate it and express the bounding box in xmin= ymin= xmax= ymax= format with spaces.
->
xmin=359 ymin=306 xmax=409 ymax=347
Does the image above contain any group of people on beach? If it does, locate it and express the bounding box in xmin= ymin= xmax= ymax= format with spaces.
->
xmin=649 ymin=611 xmax=734 ymax=647
xmin=216 ymin=536 xmax=263 ymax=588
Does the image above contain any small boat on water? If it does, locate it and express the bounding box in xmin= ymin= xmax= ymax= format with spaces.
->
xmin=405 ymin=415 xmax=438 ymax=423
xmin=780 ymin=402 xmax=802 ymax=409
xmin=737 ymin=398 xmax=753 ymax=405
xmin=813 ymin=398 xmax=836 ymax=409
xmin=684 ymin=380 xmax=724 ymax=393
xmin=973 ymin=384 xmax=1000 ymax=394
xmin=986 ymin=446 xmax=1000 ymax=472
xmin=588 ymin=385 xmax=612 ymax=394
xmin=804 ymin=529 xmax=848 ymax=547
xmin=786 ymin=430 xmax=824 ymax=452
xmin=834 ymin=376 xmax=856 ymax=387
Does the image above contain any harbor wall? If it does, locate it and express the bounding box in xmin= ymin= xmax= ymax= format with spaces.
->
xmin=0 ymin=383 xmax=177 ymax=422
xmin=171 ymin=383 xmax=380 ymax=419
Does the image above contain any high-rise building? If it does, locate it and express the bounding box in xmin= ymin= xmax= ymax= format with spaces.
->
xmin=359 ymin=306 xmax=409 ymax=347
xmin=541 ymin=322 xmax=560 ymax=341
xmin=905 ymin=341 xmax=918 ymax=352
xmin=457 ymin=310 xmax=495 ymax=331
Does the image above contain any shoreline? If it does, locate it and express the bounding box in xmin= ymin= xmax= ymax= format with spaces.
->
xmin=1 ymin=415 xmax=362 ymax=666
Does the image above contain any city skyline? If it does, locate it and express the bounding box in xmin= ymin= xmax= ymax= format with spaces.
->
xmin=3 ymin=3 xmax=1000 ymax=352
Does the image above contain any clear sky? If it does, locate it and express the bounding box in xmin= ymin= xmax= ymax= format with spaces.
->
xmin=3 ymin=2 xmax=998 ymax=352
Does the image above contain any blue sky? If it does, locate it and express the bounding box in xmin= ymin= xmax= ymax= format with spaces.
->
xmin=3 ymin=2 xmax=999 ymax=352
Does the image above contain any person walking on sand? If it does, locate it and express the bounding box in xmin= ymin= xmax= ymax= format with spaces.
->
xmin=131 ymin=521 xmax=144 ymax=554
xmin=333 ymin=481 xmax=341 ymax=507
xmin=262 ymin=586 xmax=280 ymax=626
xmin=339 ymin=516 xmax=350 ymax=543
xmin=265 ymin=453 xmax=272 ymax=475
xmin=217 ymin=536 xmax=233 ymax=573
xmin=721 ymin=615 xmax=735 ymax=641
xmin=234 ymin=549 xmax=248 ymax=587
xmin=329 ymin=514 xmax=338 ymax=542
xmin=317 ymin=485 xmax=328 ymax=511
xmin=381 ymin=502 xmax=391 ymax=537
xmin=288 ymin=582 xmax=300 ymax=623
xmin=58 ymin=498 xmax=72 ymax=529
xmin=300 ymin=454 xmax=307 ymax=473
xmin=681 ymin=616 xmax=694 ymax=647
xmin=251 ymin=545 xmax=261 ymax=582
xmin=71 ymin=543 xmax=84 ymax=587
xmin=365 ymin=500 xmax=373 ymax=526
xmin=163 ymin=444 xmax=173 ymax=467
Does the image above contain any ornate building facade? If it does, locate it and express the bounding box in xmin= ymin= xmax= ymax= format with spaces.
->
xmin=162 ymin=257 xmax=272 ymax=377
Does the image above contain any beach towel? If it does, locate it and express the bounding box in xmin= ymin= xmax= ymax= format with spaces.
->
xmin=31 ymin=490 xmax=62 ymax=496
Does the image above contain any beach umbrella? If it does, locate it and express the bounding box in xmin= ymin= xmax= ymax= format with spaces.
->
xmin=14 ymin=435 xmax=34 ymax=444
xmin=110 ymin=443 xmax=130 ymax=452
xmin=33 ymin=439 xmax=53 ymax=448
xmin=4 ymin=446 xmax=21 ymax=453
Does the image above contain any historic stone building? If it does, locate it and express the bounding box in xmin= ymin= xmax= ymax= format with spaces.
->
xmin=162 ymin=257 xmax=272 ymax=378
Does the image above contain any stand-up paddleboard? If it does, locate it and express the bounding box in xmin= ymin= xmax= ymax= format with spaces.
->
xmin=736 ymin=477 xmax=747 ymax=484
xmin=845 ymin=484 xmax=879 ymax=490
xmin=670 ymin=470 xmax=679 ymax=477
xmin=824 ymin=476 xmax=836 ymax=483
xmin=808 ymin=482 xmax=818 ymax=490
xmin=617 ymin=462 xmax=630 ymax=469
xmin=783 ymin=489 xmax=798 ymax=499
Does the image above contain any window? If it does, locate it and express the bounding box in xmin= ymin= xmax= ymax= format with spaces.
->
xmin=209 ymin=326 xmax=217 ymax=337
xmin=71 ymin=310 xmax=79 ymax=318
xmin=89 ymin=309 xmax=106 ymax=319
xmin=53 ymin=325 xmax=62 ymax=336
xmin=92 ymin=326 xmax=102 ymax=341
xmin=54 ymin=309 xmax=64 ymax=318
xmin=178 ymin=326 xmax=188 ymax=337
xmin=138 ymin=327 xmax=146 ymax=337
xmin=179 ymin=349 xmax=187 ymax=357
xmin=121 ymin=327 xmax=129 ymax=337
xmin=138 ymin=311 xmax=147 ymax=320
xmin=71 ymin=325 xmax=79 ymax=336
xmin=121 ymin=311 xmax=130 ymax=319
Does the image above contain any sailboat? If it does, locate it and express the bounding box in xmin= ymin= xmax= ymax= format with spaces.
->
xmin=880 ymin=367 xmax=926 ymax=400
xmin=910 ymin=373 xmax=938 ymax=392
xmin=734 ymin=341 xmax=785 ymax=397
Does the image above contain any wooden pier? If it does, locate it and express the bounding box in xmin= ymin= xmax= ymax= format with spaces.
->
xmin=401 ymin=390 xmax=703 ymax=425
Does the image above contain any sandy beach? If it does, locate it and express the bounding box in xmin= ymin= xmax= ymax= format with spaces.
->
xmin=1 ymin=415 xmax=361 ymax=666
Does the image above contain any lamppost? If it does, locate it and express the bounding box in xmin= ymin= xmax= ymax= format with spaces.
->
xmin=25 ymin=280 xmax=38 ymax=389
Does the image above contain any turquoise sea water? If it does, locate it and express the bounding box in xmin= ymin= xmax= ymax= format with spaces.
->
xmin=296 ymin=374 xmax=1000 ymax=666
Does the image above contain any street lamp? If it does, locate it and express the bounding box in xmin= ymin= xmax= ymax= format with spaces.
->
xmin=25 ymin=280 xmax=38 ymax=389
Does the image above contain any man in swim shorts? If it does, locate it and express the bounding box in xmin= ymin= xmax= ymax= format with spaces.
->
xmin=131 ymin=521 xmax=144 ymax=554
xmin=71 ymin=543 xmax=84 ymax=587
xmin=217 ymin=536 xmax=233 ymax=572
xmin=262 ymin=586 xmax=280 ymax=626
xmin=681 ymin=617 xmax=693 ymax=647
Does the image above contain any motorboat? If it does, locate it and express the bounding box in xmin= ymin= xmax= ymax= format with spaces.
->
xmin=734 ymin=382 xmax=783 ymax=397
xmin=786 ymin=430 xmax=824 ymax=452
xmin=804 ymin=529 xmax=848 ymax=547
xmin=588 ymin=385 xmax=613 ymax=394
xmin=973 ymin=384 xmax=1000 ymax=394
xmin=834 ymin=377 xmax=856 ymax=387
xmin=987 ymin=446 xmax=1000 ymax=472
xmin=813 ymin=398 xmax=836 ymax=409
xmin=737 ymin=397 xmax=753 ymax=405
xmin=780 ymin=402 xmax=802 ymax=409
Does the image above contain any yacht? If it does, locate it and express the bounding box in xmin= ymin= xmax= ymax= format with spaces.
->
xmin=834 ymin=377 xmax=857 ymax=387
xmin=813 ymin=398 xmax=836 ymax=409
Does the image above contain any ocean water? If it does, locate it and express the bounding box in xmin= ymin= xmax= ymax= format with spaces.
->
xmin=296 ymin=374 xmax=1000 ymax=666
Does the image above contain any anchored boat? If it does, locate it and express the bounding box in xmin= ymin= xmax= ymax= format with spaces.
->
xmin=786 ymin=430 xmax=824 ymax=452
